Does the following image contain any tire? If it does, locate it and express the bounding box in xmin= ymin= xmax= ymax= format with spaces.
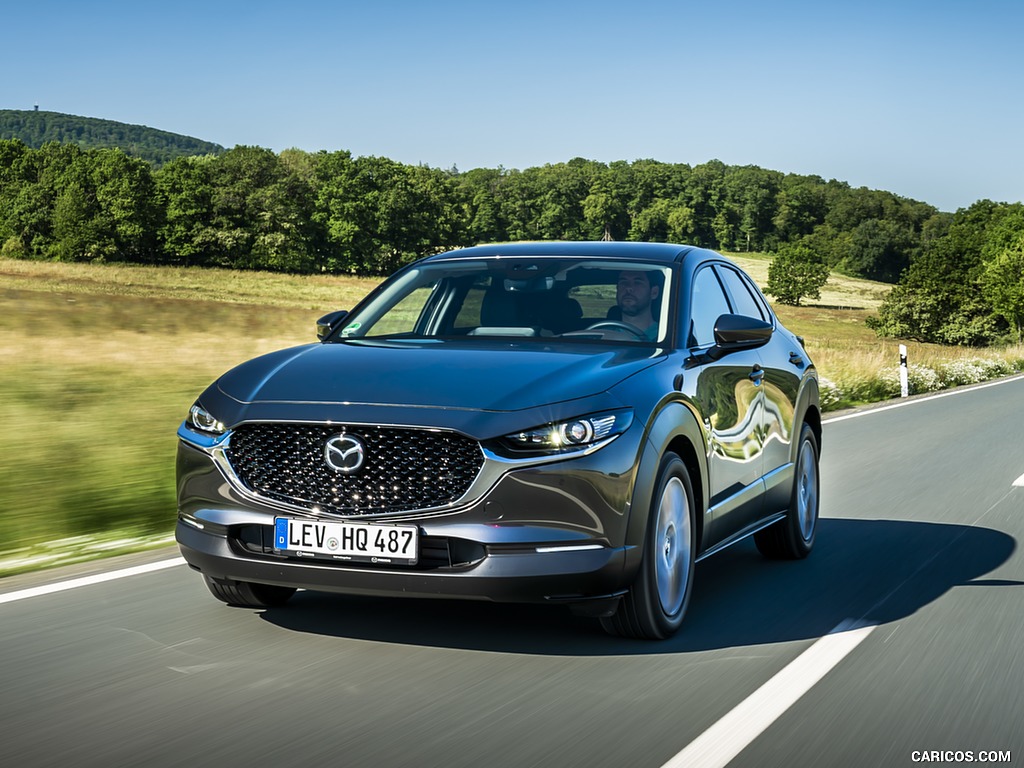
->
xmin=203 ymin=575 xmax=297 ymax=608
xmin=601 ymin=453 xmax=696 ymax=640
xmin=755 ymin=423 xmax=819 ymax=560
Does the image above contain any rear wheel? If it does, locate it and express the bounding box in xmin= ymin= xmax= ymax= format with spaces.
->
xmin=755 ymin=423 xmax=819 ymax=559
xmin=601 ymin=453 xmax=695 ymax=640
xmin=203 ymin=576 xmax=297 ymax=607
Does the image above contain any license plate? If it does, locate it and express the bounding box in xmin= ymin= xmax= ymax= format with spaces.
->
xmin=274 ymin=518 xmax=418 ymax=564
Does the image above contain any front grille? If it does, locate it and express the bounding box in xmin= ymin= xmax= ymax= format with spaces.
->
xmin=225 ymin=423 xmax=484 ymax=515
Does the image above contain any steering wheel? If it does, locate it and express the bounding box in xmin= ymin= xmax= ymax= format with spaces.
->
xmin=584 ymin=320 xmax=648 ymax=340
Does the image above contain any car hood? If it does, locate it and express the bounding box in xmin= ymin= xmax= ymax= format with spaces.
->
xmin=215 ymin=339 xmax=664 ymax=413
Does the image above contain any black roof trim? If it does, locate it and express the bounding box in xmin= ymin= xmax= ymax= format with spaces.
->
xmin=422 ymin=241 xmax=706 ymax=265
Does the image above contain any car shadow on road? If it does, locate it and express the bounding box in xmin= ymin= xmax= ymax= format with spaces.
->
xmin=258 ymin=518 xmax=1017 ymax=655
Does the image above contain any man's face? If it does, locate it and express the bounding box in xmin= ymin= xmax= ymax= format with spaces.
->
xmin=617 ymin=271 xmax=658 ymax=318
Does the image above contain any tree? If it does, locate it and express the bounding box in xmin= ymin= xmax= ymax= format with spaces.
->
xmin=51 ymin=174 xmax=99 ymax=261
xmin=204 ymin=146 xmax=317 ymax=272
xmin=625 ymin=160 xmax=690 ymax=242
xmin=766 ymin=242 xmax=830 ymax=306
xmin=838 ymin=218 xmax=915 ymax=282
xmin=981 ymin=235 xmax=1024 ymax=341
xmin=724 ymin=165 xmax=781 ymax=251
xmin=824 ymin=185 xmax=884 ymax=232
xmin=154 ymin=155 xmax=217 ymax=266
xmin=0 ymin=139 xmax=956 ymax=281
xmin=867 ymin=201 xmax=1022 ymax=345
xmin=530 ymin=159 xmax=604 ymax=241
xmin=313 ymin=153 xmax=465 ymax=274
xmin=312 ymin=149 xmax=377 ymax=272
xmin=628 ymin=197 xmax=672 ymax=242
xmin=772 ymin=175 xmax=827 ymax=242
xmin=583 ymin=173 xmax=628 ymax=240
xmin=684 ymin=160 xmax=727 ymax=247
xmin=89 ymin=149 xmax=159 ymax=261
xmin=0 ymin=139 xmax=47 ymax=256
xmin=456 ymin=167 xmax=508 ymax=244
xmin=371 ymin=160 xmax=466 ymax=274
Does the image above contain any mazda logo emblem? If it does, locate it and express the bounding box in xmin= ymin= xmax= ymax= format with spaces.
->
xmin=324 ymin=433 xmax=366 ymax=474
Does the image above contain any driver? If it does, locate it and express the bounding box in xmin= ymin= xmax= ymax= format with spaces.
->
xmin=616 ymin=270 xmax=661 ymax=339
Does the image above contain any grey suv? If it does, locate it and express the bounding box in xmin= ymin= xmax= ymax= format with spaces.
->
xmin=176 ymin=241 xmax=821 ymax=639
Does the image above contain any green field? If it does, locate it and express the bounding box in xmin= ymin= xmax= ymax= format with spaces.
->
xmin=2 ymin=257 xmax=1021 ymax=574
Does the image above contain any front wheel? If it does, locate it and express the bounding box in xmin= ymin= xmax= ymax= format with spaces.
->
xmin=203 ymin=576 xmax=297 ymax=608
xmin=755 ymin=423 xmax=819 ymax=559
xmin=601 ymin=453 xmax=696 ymax=640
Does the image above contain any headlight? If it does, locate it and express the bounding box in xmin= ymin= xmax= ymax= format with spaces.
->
xmin=186 ymin=403 xmax=226 ymax=435
xmin=499 ymin=410 xmax=632 ymax=455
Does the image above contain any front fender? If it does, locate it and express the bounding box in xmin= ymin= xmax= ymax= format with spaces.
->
xmin=792 ymin=369 xmax=821 ymax=461
xmin=623 ymin=400 xmax=708 ymax=574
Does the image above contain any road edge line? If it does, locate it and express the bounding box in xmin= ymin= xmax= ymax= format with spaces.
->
xmin=0 ymin=557 xmax=186 ymax=606
xmin=824 ymin=373 xmax=1024 ymax=424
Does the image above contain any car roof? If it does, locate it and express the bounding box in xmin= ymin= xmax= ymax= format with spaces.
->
xmin=421 ymin=241 xmax=712 ymax=265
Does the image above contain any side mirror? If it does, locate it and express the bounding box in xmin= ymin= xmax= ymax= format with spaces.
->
xmin=706 ymin=314 xmax=773 ymax=360
xmin=316 ymin=310 xmax=349 ymax=341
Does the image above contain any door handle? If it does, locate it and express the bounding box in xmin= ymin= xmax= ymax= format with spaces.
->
xmin=789 ymin=351 xmax=804 ymax=367
xmin=748 ymin=364 xmax=764 ymax=385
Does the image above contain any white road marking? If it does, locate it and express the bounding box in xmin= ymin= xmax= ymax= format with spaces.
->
xmin=1013 ymin=473 xmax=1024 ymax=488
xmin=662 ymin=619 xmax=876 ymax=768
xmin=0 ymin=557 xmax=185 ymax=605
xmin=824 ymin=373 xmax=1024 ymax=424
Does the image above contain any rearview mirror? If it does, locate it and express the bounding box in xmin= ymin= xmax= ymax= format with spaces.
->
xmin=316 ymin=310 xmax=349 ymax=341
xmin=706 ymin=314 xmax=773 ymax=360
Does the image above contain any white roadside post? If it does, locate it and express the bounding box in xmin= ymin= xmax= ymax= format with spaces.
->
xmin=899 ymin=344 xmax=909 ymax=398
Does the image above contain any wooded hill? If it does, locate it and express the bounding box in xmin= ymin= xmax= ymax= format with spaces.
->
xmin=0 ymin=110 xmax=224 ymax=167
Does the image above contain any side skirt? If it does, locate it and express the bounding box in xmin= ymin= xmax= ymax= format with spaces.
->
xmin=696 ymin=512 xmax=786 ymax=563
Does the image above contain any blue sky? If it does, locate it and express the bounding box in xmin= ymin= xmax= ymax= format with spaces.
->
xmin=4 ymin=0 xmax=1022 ymax=212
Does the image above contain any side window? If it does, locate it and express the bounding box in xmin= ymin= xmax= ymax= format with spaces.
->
xmin=718 ymin=266 xmax=767 ymax=321
xmin=747 ymin=274 xmax=773 ymax=320
xmin=452 ymin=276 xmax=491 ymax=330
xmin=689 ymin=267 xmax=732 ymax=347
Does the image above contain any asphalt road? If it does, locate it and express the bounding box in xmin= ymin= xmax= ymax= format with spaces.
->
xmin=3 ymin=377 xmax=1023 ymax=768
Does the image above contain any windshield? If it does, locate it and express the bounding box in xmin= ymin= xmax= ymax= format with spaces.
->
xmin=331 ymin=258 xmax=674 ymax=345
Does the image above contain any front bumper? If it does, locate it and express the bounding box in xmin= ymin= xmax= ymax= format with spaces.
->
xmin=175 ymin=417 xmax=647 ymax=605
xmin=176 ymin=519 xmax=629 ymax=604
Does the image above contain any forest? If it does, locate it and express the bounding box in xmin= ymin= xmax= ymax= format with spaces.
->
xmin=0 ymin=109 xmax=225 ymax=167
xmin=1 ymin=132 xmax=1022 ymax=345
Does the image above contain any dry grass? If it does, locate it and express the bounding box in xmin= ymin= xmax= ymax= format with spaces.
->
xmin=0 ymin=258 xmax=379 ymax=310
